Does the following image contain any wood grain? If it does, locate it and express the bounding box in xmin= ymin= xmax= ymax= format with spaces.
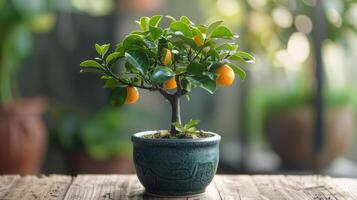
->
xmin=0 ymin=175 xmax=71 ymax=200
xmin=1 ymin=175 xmax=357 ymax=200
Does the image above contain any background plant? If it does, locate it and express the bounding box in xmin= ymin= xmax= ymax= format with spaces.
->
xmin=52 ymin=106 xmax=138 ymax=160
xmin=0 ymin=0 xmax=54 ymax=103
xmin=80 ymin=15 xmax=254 ymax=136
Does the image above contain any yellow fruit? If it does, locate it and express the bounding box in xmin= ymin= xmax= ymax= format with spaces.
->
xmin=125 ymin=86 xmax=139 ymax=104
xmin=192 ymin=35 xmax=203 ymax=47
xmin=163 ymin=49 xmax=172 ymax=65
xmin=164 ymin=77 xmax=177 ymax=90
xmin=215 ymin=64 xmax=235 ymax=86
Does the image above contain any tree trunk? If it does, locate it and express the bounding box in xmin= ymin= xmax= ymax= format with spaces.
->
xmin=170 ymin=96 xmax=181 ymax=135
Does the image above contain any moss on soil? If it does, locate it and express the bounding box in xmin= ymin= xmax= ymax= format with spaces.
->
xmin=143 ymin=130 xmax=213 ymax=139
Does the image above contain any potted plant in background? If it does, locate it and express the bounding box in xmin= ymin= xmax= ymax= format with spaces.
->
xmin=0 ymin=0 xmax=54 ymax=174
xmin=51 ymin=106 xmax=141 ymax=174
xmin=262 ymin=88 xmax=356 ymax=170
xmin=80 ymin=15 xmax=254 ymax=196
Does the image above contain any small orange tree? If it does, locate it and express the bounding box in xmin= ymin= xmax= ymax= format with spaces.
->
xmin=80 ymin=15 xmax=254 ymax=136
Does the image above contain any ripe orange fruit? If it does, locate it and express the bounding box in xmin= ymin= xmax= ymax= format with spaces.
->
xmin=163 ymin=49 xmax=172 ymax=65
xmin=125 ymin=86 xmax=139 ymax=104
xmin=192 ymin=35 xmax=203 ymax=47
xmin=164 ymin=77 xmax=177 ymax=90
xmin=215 ymin=64 xmax=235 ymax=86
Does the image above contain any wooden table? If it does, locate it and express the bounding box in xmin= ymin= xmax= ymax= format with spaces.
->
xmin=0 ymin=175 xmax=357 ymax=199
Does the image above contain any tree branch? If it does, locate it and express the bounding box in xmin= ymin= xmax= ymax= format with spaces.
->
xmin=104 ymin=67 xmax=159 ymax=91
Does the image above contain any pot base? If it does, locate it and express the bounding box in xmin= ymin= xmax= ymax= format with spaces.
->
xmin=145 ymin=191 xmax=205 ymax=198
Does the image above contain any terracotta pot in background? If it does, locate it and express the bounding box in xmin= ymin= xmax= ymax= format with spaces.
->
xmin=265 ymin=106 xmax=355 ymax=170
xmin=69 ymin=152 xmax=134 ymax=174
xmin=0 ymin=98 xmax=47 ymax=174
xmin=117 ymin=0 xmax=163 ymax=12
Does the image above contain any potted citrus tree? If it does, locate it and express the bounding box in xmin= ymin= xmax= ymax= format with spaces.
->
xmin=80 ymin=15 xmax=254 ymax=196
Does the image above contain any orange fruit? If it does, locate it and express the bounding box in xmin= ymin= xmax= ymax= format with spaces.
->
xmin=163 ymin=49 xmax=172 ymax=65
xmin=164 ymin=77 xmax=177 ymax=90
xmin=192 ymin=35 xmax=203 ymax=47
xmin=125 ymin=86 xmax=139 ymax=104
xmin=215 ymin=64 xmax=235 ymax=86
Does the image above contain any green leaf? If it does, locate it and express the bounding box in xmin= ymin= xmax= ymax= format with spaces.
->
xmin=206 ymin=21 xmax=223 ymax=37
xmin=80 ymin=68 xmax=105 ymax=75
xmin=187 ymin=62 xmax=205 ymax=75
xmin=149 ymin=25 xmax=163 ymax=41
xmin=180 ymin=16 xmax=193 ymax=25
xmin=170 ymin=21 xmax=192 ymax=37
xmin=80 ymin=60 xmax=103 ymax=69
xmin=210 ymin=25 xmax=234 ymax=39
xmin=229 ymin=64 xmax=246 ymax=80
xmin=123 ymin=34 xmax=147 ymax=50
xmin=104 ymin=77 xmax=119 ymax=88
xmin=203 ymin=71 xmax=218 ymax=80
xmin=149 ymin=15 xmax=163 ymax=27
xmin=217 ymin=43 xmax=238 ymax=51
xmin=115 ymin=43 xmax=125 ymax=55
xmin=106 ymin=52 xmax=121 ymax=64
xmin=124 ymin=50 xmax=149 ymax=74
xmin=175 ymin=66 xmax=186 ymax=73
xmin=184 ymin=119 xmax=200 ymax=129
xmin=95 ymin=43 xmax=102 ymax=56
xmin=165 ymin=15 xmax=177 ymax=22
xmin=110 ymin=87 xmax=127 ymax=107
xmin=207 ymin=49 xmax=220 ymax=60
xmin=197 ymin=75 xmax=216 ymax=94
xmin=189 ymin=75 xmax=217 ymax=94
xmin=169 ymin=32 xmax=196 ymax=47
xmin=172 ymin=122 xmax=183 ymax=132
xmin=233 ymin=51 xmax=255 ymax=63
xmin=150 ymin=67 xmax=175 ymax=83
xmin=139 ymin=16 xmax=150 ymax=31
xmin=181 ymin=78 xmax=192 ymax=92
xmin=197 ymin=24 xmax=208 ymax=33
xmin=101 ymin=44 xmax=110 ymax=57
xmin=186 ymin=76 xmax=201 ymax=86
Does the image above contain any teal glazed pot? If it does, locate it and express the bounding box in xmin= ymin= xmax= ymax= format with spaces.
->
xmin=132 ymin=131 xmax=221 ymax=196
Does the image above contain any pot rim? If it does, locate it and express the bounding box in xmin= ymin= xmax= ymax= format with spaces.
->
xmin=132 ymin=130 xmax=221 ymax=147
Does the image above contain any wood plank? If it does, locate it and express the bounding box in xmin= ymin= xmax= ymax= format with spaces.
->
xmin=64 ymin=175 xmax=219 ymax=200
xmin=332 ymin=178 xmax=357 ymax=200
xmin=1 ymin=175 xmax=357 ymax=199
xmin=0 ymin=175 xmax=72 ymax=200
xmin=0 ymin=175 xmax=20 ymax=198
xmin=64 ymin=175 xmax=145 ymax=200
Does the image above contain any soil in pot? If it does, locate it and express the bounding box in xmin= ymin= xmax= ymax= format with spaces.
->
xmin=265 ymin=105 xmax=355 ymax=170
xmin=132 ymin=130 xmax=221 ymax=196
xmin=69 ymin=152 xmax=134 ymax=174
xmin=0 ymin=97 xmax=47 ymax=174
xmin=143 ymin=130 xmax=214 ymax=139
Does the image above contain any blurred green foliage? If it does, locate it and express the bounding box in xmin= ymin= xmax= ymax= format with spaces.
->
xmin=199 ymin=0 xmax=357 ymax=142
xmin=51 ymin=106 xmax=136 ymax=160
xmin=0 ymin=0 xmax=54 ymax=103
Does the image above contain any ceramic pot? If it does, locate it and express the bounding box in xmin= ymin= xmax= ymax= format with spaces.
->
xmin=265 ymin=106 xmax=355 ymax=170
xmin=69 ymin=152 xmax=134 ymax=174
xmin=0 ymin=98 xmax=47 ymax=174
xmin=132 ymin=131 xmax=220 ymax=196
